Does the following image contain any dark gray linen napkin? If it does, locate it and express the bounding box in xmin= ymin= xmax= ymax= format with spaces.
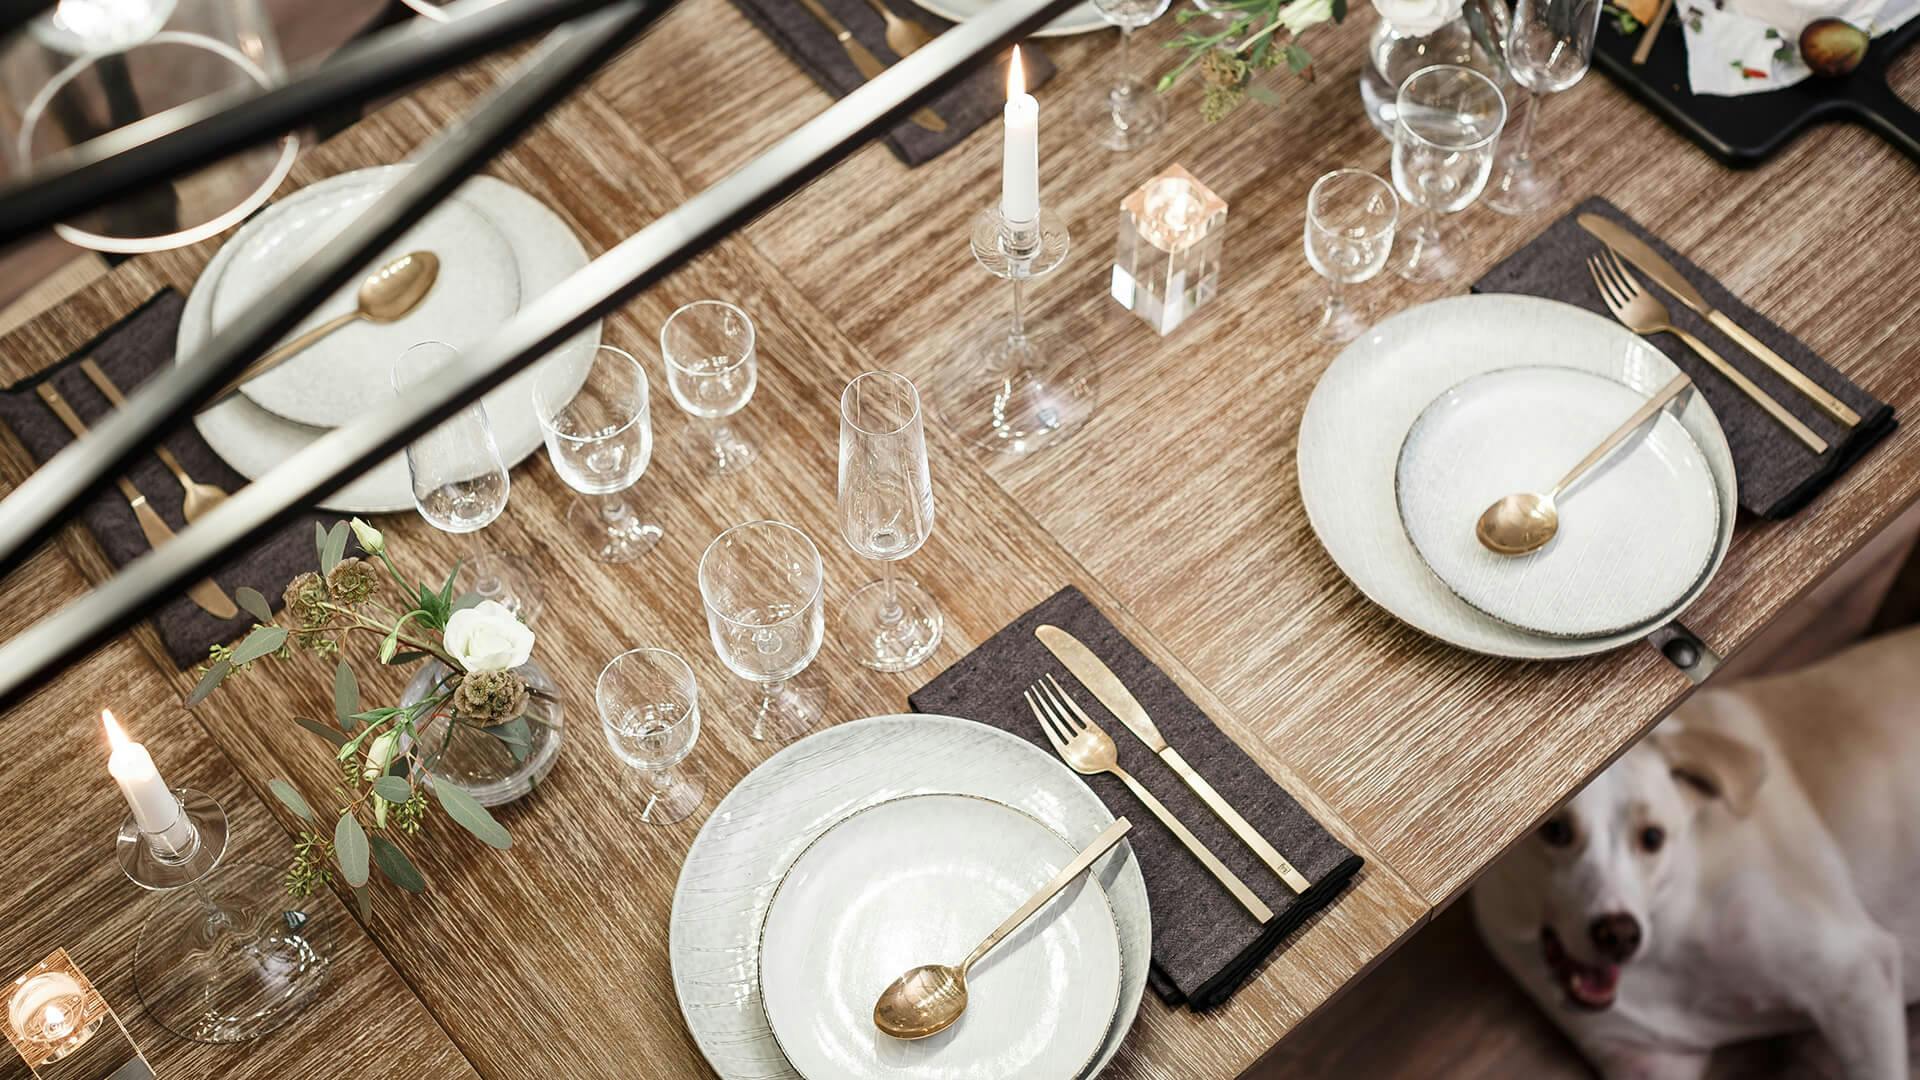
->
xmin=909 ymin=585 xmax=1363 ymax=1010
xmin=1474 ymin=196 xmax=1895 ymax=519
xmin=729 ymin=0 xmax=1057 ymax=166
xmin=0 ymin=290 xmax=326 ymax=669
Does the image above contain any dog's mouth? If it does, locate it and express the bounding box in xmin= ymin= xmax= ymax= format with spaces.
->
xmin=1541 ymin=926 xmax=1620 ymax=1011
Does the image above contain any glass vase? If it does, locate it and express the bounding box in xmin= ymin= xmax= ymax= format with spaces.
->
xmin=401 ymin=659 xmax=564 ymax=808
xmin=1358 ymin=14 xmax=1507 ymax=139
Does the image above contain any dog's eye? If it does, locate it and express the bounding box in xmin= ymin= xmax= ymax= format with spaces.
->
xmin=1539 ymin=816 xmax=1575 ymax=847
xmin=1640 ymin=826 xmax=1666 ymax=853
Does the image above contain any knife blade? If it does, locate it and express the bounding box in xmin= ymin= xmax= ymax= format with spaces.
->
xmin=1036 ymin=624 xmax=1313 ymax=894
xmin=793 ymin=0 xmax=948 ymax=133
xmin=1577 ymin=214 xmax=1860 ymax=427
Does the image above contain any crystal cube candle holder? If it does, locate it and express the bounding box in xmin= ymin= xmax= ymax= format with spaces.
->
xmin=1111 ymin=164 xmax=1228 ymax=336
xmin=5 ymin=949 xmax=152 ymax=1079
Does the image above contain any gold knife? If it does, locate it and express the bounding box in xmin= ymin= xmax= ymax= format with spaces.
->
xmin=793 ymin=0 xmax=949 ymax=133
xmin=1577 ymin=214 xmax=1860 ymax=427
xmin=1037 ymin=625 xmax=1314 ymax=895
xmin=36 ymin=382 xmax=241 ymax=621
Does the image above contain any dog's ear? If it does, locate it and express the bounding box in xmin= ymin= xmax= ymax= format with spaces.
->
xmin=1652 ymin=727 xmax=1767 ymax=816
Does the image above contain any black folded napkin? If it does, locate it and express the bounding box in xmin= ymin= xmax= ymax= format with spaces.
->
xmin=0 ymin=290 xmax=326 ymax=669
xmin=729 ymin=0 xmax=1057 ymax=166
xmin=909 ymin=585 xmax=1363 ymax=1010
xmin=1475 ymin=196 xmax=1895 ymax=519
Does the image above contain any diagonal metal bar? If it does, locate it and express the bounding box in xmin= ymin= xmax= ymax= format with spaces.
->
xmin=0 ymin=0 xmax=1076 ymax=711
xmin=0 ymin=0 xmax=662 ymax=581
xmin=0 ymin=0 xmax=627 ymax=249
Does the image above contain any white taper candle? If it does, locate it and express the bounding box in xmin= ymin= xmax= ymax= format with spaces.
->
xmin=104 ymin=710 xmax=194 ymax=853
xmin=1001 ymin=46 xmax=1040 ymax=224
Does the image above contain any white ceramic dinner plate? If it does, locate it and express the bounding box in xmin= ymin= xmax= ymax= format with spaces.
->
xmin=905 ymin=0 xmax=1109 ymax=36
xmin=180 ymin=166 xmax=600 ymax=513
xmin=1396 ymin=367 xmax=1723 ymax=639
xmin=670 ymin=714 xmax=1150 ymax=1080
xmin=759 ymin=793 xmax=1122 ymax=1080
xmin=1297 ymin=294 xmax=1736 ymax=659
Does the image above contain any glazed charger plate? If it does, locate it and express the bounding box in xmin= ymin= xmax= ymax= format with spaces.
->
xmin=1297 ymin=294 xmax=1736 ymax=659
xmin=669 ymin=714 xmax=1150 ymax=1080
xmin=905 ymin=0 xmax=1107 ymax=36
xmin=759 ymin=793 xmax=1122 ymax=1080
xmin=1396 ymin=367 xmax=1722 ymax=639
xmin=180 ymin=166 xmax=599 ymax=512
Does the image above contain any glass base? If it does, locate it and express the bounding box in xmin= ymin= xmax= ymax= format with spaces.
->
xmin=403 ymin=660 xmax=565 ymax=808
xmin=619 ymin=765 xmax=704 ymax=825
xmin=932 ymin=329 xmax=1099 ymax=456
xmin=566 ymin=496 xmax=662 ymax=564
xmin=1083 ymin=82 xmax=1165 ymax=152
xmin=1395 ymin=223 xmax=1464 ymax=283
xmin=845 ymin=575 xmax=943 ymax=672
xmin=743 ymin=681 xmax=825 ymax=744
xmin=1312 ymin=297 xmax=1372 ymax=344
xmin=132 ymin=861 xmax=328 ymax=1044
xmin=1484 ymin=159 xmax=1558 ymax=216
xmin=680 ymin=421 xmax=755 ymax=476
xmin=459 ymin=551 xmax=545 ymax=626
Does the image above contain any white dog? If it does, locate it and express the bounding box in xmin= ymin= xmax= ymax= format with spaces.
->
xmin=1473 ymin=625 xmax=1920 ymax=1079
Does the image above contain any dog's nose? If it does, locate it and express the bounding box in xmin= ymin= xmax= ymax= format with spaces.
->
xmin=1588 ymin=913 xmax=1642 ymax=961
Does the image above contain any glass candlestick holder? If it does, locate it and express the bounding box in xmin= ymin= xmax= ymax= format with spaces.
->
xmin=1111 ymin=164 xmax=1228 ymax=336
xmin=5 ymin=948 xmax=152 ymax=1080
xmin=928 ymin=207 xmax=1098 ymax=456
xmin=117 ymin=788 xmax=329 ymax=1044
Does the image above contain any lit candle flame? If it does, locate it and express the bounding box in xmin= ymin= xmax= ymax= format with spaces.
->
xmin=1008 ymin=45 xmax=1025 ymax=100
xmin=102 ymin=709 xmax=129 ymax=751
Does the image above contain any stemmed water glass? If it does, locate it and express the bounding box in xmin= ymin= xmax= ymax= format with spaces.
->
xmin=1083 ymin=0 xmax=1172 ymax=151
xmin=698 ymin=521 xmax=826 ymax=743
xmin=1304 ymin=169 xmax=1399 ymax=343
xmin=838 ymin=371 xmax=942 ymax=672
xmin=661 ymin=300 xmax=757 ymax=475
xmin=392 ymin=340 xmax=509 ymax=533
xmin=1391 ymin=65 xmax=1507 ymax=283
xmin=1485 ymin=0 xmax=1601 ymax=214
xmin=596 ymin=648 xmax=703 ymax=825
xmin=533 ymin=344 xmax=662 ymax=563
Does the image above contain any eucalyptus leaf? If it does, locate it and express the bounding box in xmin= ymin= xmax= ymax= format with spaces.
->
xmin=489 ymin=717 xmax=532 ymax=763
xmin=371 ymin=776 xmax=413 ymax=803
xmin=333 ymin=811 xmax=370 ymax=887
xmin=369 ymin=835 xmax=426 ymax=893
xmin=333 ymin=662 xmax=360 ymax=730
xmin=389 ymin=650 xmax=432 ymax=666
xmin=434 ymin=783 xmax=511 ymax=849
xmin=450 ymin=591 xmax=483 ymax=614
xmin=230 ymin=625 xmax=289 ymax=665
xmin=314 ymin=521 xmax=329 ymax=563
xmin=267 ymin=779 xmax=313 ymax=821
xmin=320 ymin=521 xmax=350 ymax=573
xmin=234 ymin=586 xmax=274 ymax=624
xmin=294 ymin=717 xmax=349 ymax=748
xmin=184 ymin=659 xmax=231 ymax=708
xmin=353 ymin=885 xmax=372 ymax=922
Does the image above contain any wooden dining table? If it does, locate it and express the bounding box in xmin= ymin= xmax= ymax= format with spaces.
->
xmin=0 ymin=4 xmax=1916 ymax=1076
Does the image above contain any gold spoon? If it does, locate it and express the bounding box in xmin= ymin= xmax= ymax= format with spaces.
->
xmin=873 ymin=817 xmax=1132 ymax=1041
xmin=1476 ymin=372 xmax=1694 ymax=557
xmin=207 ymin=250 xmax=439 ymax=406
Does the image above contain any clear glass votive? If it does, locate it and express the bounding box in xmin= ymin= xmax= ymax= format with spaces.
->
xmin=1112 ymin=164 xmax=1228 ymax=336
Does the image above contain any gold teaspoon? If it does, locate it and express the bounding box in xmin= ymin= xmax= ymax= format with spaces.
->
xmin=872 ymin=817 xmax=1132 ymax=1041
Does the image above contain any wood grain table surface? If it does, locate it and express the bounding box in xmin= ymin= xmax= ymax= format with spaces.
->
xmin=0 ymin=6 xmax=1916 ymax=1078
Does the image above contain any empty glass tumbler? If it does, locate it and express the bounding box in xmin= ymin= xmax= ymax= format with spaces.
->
xmin=661 ymin=300 xmax=757 ymax=475
xmin=1390 ymin=64 xmax=1506 ymax=283
xmin=1303 ymin=169 xmax=1398 ymax=343
xmin=596 ymin=647 xmax=703 ymax=825
xmin=392 ymin=341 xmax=509 ymax=534
xmin=533 ymin=344 xmax=662 ymax=563
xmin=697 ymin=520 xmax=826 ymax=743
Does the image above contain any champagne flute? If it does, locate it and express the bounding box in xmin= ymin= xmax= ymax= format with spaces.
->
xmin=1303 ymin=169 xmax=1398 ymax=343
xmin=533 ymin=344 xmax=662 ymax=563
xmin=698 ymin=521 xmax=825 ymax=743
xmin=837 ymin=371 xmax=941 ymax=672
xmin=1485 ymin=0 xmax=1601 ymax=214
xmin=391 ymin=340 xmax=509 ymax=534
xmin=1391 ymin=64 xmax=1507 ymax=283
xmin=596 ymin=648 xmax=703 ymax=825
xmin=661 ymin=300 xmax=757 ymax=475
xmin=1082 ymin=0 xmax=1172 ymax=151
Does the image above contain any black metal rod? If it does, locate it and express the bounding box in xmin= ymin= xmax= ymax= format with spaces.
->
xmin=0 ymin=0 xmax=1076 ymax=712
xmin=0 ymin=1 xmax=662 ymax=581
xmin=0 ymin=0 xmax=631 ymax=249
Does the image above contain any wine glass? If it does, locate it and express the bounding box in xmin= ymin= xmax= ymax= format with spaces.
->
xmin=1303 ymin=169 xmax=1399 ymax=344
xmin=838 ymin=371 xmax=942 ymax=672
xmin=661 ymin=300 xmax=757 ymax=475
xmin=391 ymin=341 xmax=509 ymax=533
xmin=533 ymin=344 xmax=662 ymax=563
xmin=1082 ymin=0 xmax=1173 ymax=151
xmin=1485 ymin=0 xmax=1601 ymax=214
xmin=697 ymin=521 xmax=826 ymax=743
xmin=457 ymin=553 xmax=544 ymax=625
xmin=595 ymin=648 xmax=703 ymax=825
xmin=1391 ymin=65 xmax=1507 ymax=283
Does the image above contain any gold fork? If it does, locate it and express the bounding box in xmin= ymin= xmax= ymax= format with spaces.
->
xmin=860 ymin=0 xmax=933 ymax=58
xmin=1027 ymin=675 xmax=1274 ymax=923
xmin=78 ymin=358 xmax=231 ymax=524
xmin=1588 ymin=250 xmax=1827 ymax=455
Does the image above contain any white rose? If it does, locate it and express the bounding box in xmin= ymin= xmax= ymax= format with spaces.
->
xmin=442 ymin=600 xmax=534 ymax=673
xmin=1372 ymin=0 xmax=1465 ymax=36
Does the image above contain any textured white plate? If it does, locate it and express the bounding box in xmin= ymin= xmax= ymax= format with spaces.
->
xmin=181 ymin=166 xmax=600 ymax=512
xmin=670 ymin=714 xmax=1149 ymax=1080
xmin=211 ymin=179 xmax=522 ymax=428
xmin=1297 ymin=294 xmax=1737 ymax=659
xmin=759 ymin=793 xmax=1122 ymax=1080
xmin=905 ymin=0 xmax=1108 ymax=36
xmin=1397 ymin=367 xmax=1722 ymax=639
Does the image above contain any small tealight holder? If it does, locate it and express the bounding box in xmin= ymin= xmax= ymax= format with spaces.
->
xmin=5 ymin=948 xmax=153 ymax=1080
xmin=1111 ymin=164 xmax=1229 ymax=336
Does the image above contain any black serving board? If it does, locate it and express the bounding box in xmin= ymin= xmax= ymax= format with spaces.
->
xmin=1594 ymin=11 xmax=1920 ymax=166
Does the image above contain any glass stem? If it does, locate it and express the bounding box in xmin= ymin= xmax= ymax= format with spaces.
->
xmin=596 ymin=491 xmax=630 ymax=525
xmin=1115 ymin=26 xmax=1134 ymax=98
xmin=1512 ymin=90 xmax=1542 ymax=167
xmin=877 ymin=558 xmax=904 ymax=625
xmin=1008 ymin=277 xmax=1027 ymax=347
xmin=1323 ymin=275 xmax=1345 ymax=321
xmin=705 ymin=416 xmax=734 ymax=454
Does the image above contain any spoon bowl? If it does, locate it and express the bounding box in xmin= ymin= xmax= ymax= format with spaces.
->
xmin=1476 ymin=491 xmax=1559 ymax=555
xmin=360 ymin=250 xmax=439 ymax=322
xmin=873 ymin=963 xmax=970 ymax=1040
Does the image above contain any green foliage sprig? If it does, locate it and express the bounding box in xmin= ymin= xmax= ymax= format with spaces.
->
xmin=1158 ymin=0 xmax=1347 ymax=121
